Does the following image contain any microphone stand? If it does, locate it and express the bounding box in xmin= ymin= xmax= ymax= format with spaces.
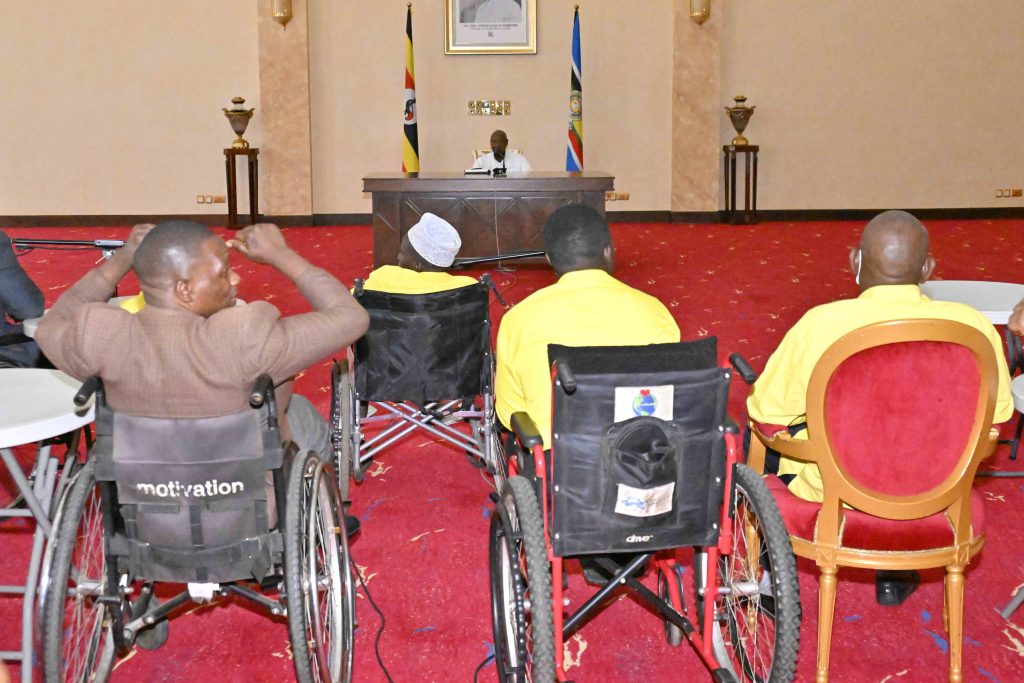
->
xmin=11 ymin=237 xmax=125 ymax=261
xmin=451 ymin=250 xmax=545 ymax=269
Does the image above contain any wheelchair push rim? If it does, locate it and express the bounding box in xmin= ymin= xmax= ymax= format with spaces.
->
xmin=489 ymin=476 xmax=555 ymax=683
xmin=285 ymin=451 xmax=355 ymax=683
xmin=712 ymin=464 xmax=800 ymax=683
xmin=41 ymin=462 xmax=117 ymax=683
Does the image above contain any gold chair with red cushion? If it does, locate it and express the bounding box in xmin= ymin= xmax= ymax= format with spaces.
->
xmin=749 ymin=318 xmax=1001 ymax=683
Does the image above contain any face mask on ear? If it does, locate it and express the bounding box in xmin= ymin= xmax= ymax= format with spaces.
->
xmin=854 ymin=249 xmax=862 ymax=285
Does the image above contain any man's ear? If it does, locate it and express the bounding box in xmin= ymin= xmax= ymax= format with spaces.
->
xmin=848 ymin=246 xmax=859 ymax=275
xmin=920 ymin=255 xmax=936 ymax=283
xmin=174 ymin=279 xmax=194 ymax=304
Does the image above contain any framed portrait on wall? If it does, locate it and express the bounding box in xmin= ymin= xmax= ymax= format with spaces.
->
xmin=445 ymin=0 xmax=537 ymax=55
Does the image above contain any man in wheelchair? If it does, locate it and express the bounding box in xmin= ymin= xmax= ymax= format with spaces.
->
xmin=34 ymin=221 xmax=368 ymax=683
xmin=36 ymin=221 xmax=368 ymax=487
xmin=362 ymin=212 xmax=476 ymax=294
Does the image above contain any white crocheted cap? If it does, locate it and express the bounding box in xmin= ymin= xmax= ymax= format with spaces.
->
xmin=407 ymin=213 xmax=462 ymax=267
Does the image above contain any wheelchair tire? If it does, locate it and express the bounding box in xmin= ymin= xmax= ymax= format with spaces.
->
xmin=714 ymin=464 xmax=800 ymax=683
xmin=657 ymin=566 xmax=684 ymax=647
xmin=41 ymin=462 xmax=117 ymax=683
xmin=489 ymin=476 xmax=555 ymax=683
xmin=284 ymin=450 xmax=356 ymax=683
xmin=331 ymin=360 xmax=355 ymax=502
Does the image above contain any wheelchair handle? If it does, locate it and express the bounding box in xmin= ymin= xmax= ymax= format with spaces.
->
xmin=555 ymin=361 xmax=577 ymax=394
xmin=728 ymin=353 xmax=758 ymax=385
xmin=249 ymin=375 xmax=274 ymax=408
xmin=74 ymin=377 xmax=101 ymax=406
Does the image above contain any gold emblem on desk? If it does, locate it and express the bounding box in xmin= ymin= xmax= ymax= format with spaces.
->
xmin=725 ymin=95 xmax=755 ymax=146
xmin=223 ymin=97 xmax=255 ymax=149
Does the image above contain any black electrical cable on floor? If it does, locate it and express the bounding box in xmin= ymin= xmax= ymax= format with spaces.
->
xmin=354 ymin=556 xmax=395 ymax=683
xmin=472 ymin=653 xmax=495 ymax=682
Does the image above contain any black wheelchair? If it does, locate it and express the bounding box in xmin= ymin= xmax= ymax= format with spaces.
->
xmin=330 ymin=277 xmax=504 ymax=500
xmin=489 ymin=338 xmax=801 ymax=682
xmin=39 ymin=376 xmax=355 ymax=683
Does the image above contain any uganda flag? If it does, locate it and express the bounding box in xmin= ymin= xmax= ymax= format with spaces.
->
xmin=565 ymin=7 xmax=583 ymax=172
xmin=402 ymin=4 xmax=419 ymax=172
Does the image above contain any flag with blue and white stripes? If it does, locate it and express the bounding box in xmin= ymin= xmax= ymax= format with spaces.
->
xmin=565 ymin=7 xmax=583 ymax=172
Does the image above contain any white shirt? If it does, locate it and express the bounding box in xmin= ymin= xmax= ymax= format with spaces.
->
xmin=474 ymin=0 xmax=522 ymax=23
xmin=473 ymin=150 xmax=532 ymax=173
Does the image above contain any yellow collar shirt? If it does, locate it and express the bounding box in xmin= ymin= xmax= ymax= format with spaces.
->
xmin=747 ymin=284 xmax=1013 ymax=503
xmin=361 ymin=265 xmax=478 ymax=295
xmin=496 ymin=269 xmax=681 ymax=448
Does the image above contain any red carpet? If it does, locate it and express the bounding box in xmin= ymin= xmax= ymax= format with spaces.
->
xmin=3 ymin=220 xmax=1024 ymax=682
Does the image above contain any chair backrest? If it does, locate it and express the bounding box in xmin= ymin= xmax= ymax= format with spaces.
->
xmin=805 ymin=319 xmax=998 ymax=539
xmin=92 ymin=403 xmax=283 ymax=583
xmin=354 ymin=281 xmax=491 ymax=403
xmin=546 ymin=337 xmax=732 ymax=556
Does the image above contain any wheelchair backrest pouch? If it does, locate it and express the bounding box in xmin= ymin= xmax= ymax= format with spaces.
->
xmin=99 ymin=410 xmax=272 ymax=583
xmin=548 ymin=341 xmax=730 ymax=556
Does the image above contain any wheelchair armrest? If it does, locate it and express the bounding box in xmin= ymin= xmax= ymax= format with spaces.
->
xmin=249 ymin=375 xmax=274 ymax=408
xmin=511 ymin=412 xmax=544 ymax=451
xmin=74 ymin=377 xmax=101 ymax=407
xmin=728 ymin=353 xmax=758 ymax=385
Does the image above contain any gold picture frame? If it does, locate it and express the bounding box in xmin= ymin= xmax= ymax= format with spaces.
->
xmin=445 ymin=0 xmax=537 ymax=55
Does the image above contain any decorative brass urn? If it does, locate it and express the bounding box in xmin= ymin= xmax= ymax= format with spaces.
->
xmin=725 ymin=95 xmax=755 ymax=146
xmin=223 ymin=97 xmax=255 ymax=149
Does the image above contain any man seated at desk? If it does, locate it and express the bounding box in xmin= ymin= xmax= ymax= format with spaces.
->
xmin=362 ymin=213 xmax=477 ymax=295
xmin=472 ymin=129 xmax=532 ymax=174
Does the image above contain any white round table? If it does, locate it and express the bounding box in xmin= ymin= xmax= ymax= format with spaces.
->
xmin=0 ymin=369 xmax=94 ymax=448
xmin=0 ymin=368 xmax=93 ymax=676
xmin=1013 ymin=375 xmax=1024 ymax=414
xmin=920 ymin=280 xmax=1024 ymax=325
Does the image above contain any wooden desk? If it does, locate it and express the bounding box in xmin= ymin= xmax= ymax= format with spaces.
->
xmin=363 ymin=172 xmax=614 ymax=267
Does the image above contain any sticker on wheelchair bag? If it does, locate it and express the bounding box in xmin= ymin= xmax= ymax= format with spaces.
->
xmin=613 ymin=385 xmax=674 ymax=423
xmin=614 ymin=481 xmax=675 ymax=518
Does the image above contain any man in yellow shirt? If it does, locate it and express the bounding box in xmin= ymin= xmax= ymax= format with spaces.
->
xmin=747 ymin=209 xmax=1012 ymax=604
xmin=495 ymin=204 xmax=680 ymax=449
xmin=362 ymin=213 xmax=477 ymax=294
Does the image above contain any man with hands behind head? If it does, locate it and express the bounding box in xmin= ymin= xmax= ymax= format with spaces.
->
xmin=35 ymin=221 xmax=369 ymax=479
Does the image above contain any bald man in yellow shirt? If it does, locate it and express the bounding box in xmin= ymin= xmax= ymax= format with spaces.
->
xmin=495 ymin=204 xmax=680 ymax=449
xmin=747 ymin=210 xmax=1013 ymax=605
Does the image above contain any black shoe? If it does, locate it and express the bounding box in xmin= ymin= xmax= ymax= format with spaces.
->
xmin=875 ymin=570 xmax=920 ymax=606
xmin=344 ymin=514 xmax=361 ymax=537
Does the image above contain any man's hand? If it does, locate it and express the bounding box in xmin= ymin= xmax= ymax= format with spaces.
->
xmin=1009 ymin=298 xmax=1024 ymax=336
xmin=227 ymin=223 xmax=295 ymax=267
xmin=123 ymin=223 xmax=156 ymax=257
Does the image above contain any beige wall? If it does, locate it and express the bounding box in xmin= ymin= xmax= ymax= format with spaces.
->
xmin=0 ymin=0 xmax=260 ymax=216
xmin=310 ymin=0 xmax=674 ymax=214
xmin=722 ymin=0 xmax=1024 ymax=209
xmin=4 ymin=1 xmax=1024 ymax=216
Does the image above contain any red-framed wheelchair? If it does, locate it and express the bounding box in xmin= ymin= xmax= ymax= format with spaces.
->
xmin=489 ymin=338 xmax=801 ymax=682
xmin=330 ymin=277 xmax=505 ymax=500
xmin=38 ymin=375 xmax=355 ymax=683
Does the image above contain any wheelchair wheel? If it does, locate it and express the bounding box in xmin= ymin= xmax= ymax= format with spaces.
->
xmin=657 ymin=565 xmax=684 ymax=647
xmin=713 ymin=464 xmax=800 ymax=683
xmin=285 ymin=450 xmax=356 ymax=683
xmin=484 ymin=423 xmax=508 ymax=496
xmin=331 ymin=360 xmax=356 ymax=501
xmin=489 ymin=476 xmax=555 ymax=683
xmin=41 ymin=462 xmax=117 ymax=683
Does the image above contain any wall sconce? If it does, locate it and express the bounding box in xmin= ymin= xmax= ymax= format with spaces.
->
xmin=690 ymin=0 xmax=710 ymax=25
xmin=271 ymin=0 xmax=292 ymax=27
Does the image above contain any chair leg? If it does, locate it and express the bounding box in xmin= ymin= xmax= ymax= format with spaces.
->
xmin=945 ymin=566 xmax=965 ymax=683
xmin=1009 ymin=413 xmax=1024 ymax=461
xmin=816 ymin=566 xmax=838 ymax=683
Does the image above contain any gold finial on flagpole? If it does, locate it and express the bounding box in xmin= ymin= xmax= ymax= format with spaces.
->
xmin=575 ymin=4 xmax=579 ymax=9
